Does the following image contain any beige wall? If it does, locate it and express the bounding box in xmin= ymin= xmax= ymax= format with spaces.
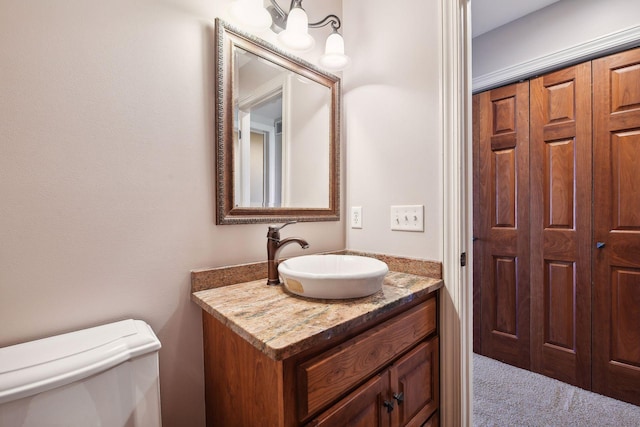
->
xmin=473 ymin=0 xmax=640 ymax=81
xmin=342 ymin=0 xmax=443 ymax=261
xmin=0 ymin=0 xmax=344 ymax=425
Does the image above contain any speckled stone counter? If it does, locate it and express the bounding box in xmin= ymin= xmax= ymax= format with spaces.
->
xmin=192 ymin=270 xmax=443 ymax=360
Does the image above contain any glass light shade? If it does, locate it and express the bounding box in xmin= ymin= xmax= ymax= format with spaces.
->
xmin=228 ymin=0 xmax=272 ymax=32
xmin=319 ymin=32 xmax=350 ymax=71
xmin=278 ymin=7 xmax=315 ymax=52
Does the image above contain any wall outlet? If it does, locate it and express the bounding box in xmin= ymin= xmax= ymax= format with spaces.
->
xmin=351 ymin=206 xmax=363 ymax=229
xmin=390 ymin=205 xmax=424 ymax=232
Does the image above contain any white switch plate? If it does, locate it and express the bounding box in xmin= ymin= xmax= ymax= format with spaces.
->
xmin=390 ymin=205 xmax=424 ymax=232
xmin=351 ymin=206 xmax=363 ymax=229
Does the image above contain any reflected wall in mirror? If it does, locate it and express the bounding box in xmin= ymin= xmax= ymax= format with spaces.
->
xmin=215 ymin=19 xmax=340 ymax=224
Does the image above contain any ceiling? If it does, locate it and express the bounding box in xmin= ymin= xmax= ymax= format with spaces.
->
xmin=471 ymin=0 xmax=561 ymax=38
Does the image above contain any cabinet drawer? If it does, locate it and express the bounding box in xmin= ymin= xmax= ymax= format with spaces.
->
xmin=298 ymin=297 xmax=437 ymax=420
xmin=306 ymin=372 xmax=391 ymax=427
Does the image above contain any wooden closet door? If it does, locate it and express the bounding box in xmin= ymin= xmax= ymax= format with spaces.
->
xmin=593 ymin=47 xmax=640 ymax=406
xmin=529 ymin=63 xmax=592 ymax=388
xmin=473 ymin=94 xmax=482 ymax=354
xmin=473 ymin=82 xmax=531 ymax=369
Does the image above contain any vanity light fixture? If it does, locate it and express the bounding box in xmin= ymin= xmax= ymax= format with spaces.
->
xmin=277 ymin=2 xmax=315 ymax=52
xmin=228 ymin=0 xmax=350 ymax=71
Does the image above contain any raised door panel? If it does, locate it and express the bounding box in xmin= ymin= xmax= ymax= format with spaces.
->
xmin=391 ymin=338 xmax=439 ymax=427
xmin=529 ymin=63 xmax=592 ymax=388
xmin=593 ymin=46 xmax=640 ymax=406
xmin=422 ymin=412 xmax=438 ymax=427
xmin=308 ymin=373 xmax=391 ymax=427
xmin=611 ymin=132 xmax=640 ymax=230
xmin=611 ymin=269 xmax=640 ymax=367
xmin=474 ymin=82 xmax=531 ymax=369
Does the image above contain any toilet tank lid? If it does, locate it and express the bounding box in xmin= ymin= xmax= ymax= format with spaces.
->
xmin=0 ymin=319 xmax=161 ymax=404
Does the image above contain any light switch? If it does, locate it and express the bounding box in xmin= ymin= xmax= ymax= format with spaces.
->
xmin=390 ymin=205 xmax=424 ymax=232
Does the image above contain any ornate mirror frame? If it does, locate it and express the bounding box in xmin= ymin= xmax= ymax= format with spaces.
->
xmin=215 ymin=19 xmax=340 ymax=225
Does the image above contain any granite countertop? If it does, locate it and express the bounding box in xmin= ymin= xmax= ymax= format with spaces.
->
xmin=191 ymin=271 xmax=443 ymax=361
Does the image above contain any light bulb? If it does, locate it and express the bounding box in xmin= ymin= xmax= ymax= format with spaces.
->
xmin=278 ymin=7 xmax=315 ymax=52
xmin=320 ymin=32 xmax=350 ymax=71
xmin=228 ymin=0 xmax=272 ymax=33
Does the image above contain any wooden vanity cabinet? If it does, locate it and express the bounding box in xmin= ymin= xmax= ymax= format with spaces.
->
xmin=309 ymin=337 xmax=439 ymax=427
xmin=201 ymin=292 xmax=439 ymax=427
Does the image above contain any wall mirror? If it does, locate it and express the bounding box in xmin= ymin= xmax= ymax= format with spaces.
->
xmin=215 ymin=19 xmax=340 ymax=225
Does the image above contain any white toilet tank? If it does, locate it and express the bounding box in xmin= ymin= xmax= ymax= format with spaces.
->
xmin=0 ymin=319 xmax=161 ymax=427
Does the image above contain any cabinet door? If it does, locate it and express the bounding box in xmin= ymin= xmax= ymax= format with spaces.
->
xmin=390 ymin=338 xmax=439 ymax=427
xmin=529 ymin=63 xmax=592 ymax=388
xmin=308 ymin=373 xmax=391 ymax=427
xmin=473 ymin=82 xmax=531 ymax=369
xmin=421 ymin=411 xmax=438 ymax=427
xmin=593 ymin=46 xmax=640 ymax=406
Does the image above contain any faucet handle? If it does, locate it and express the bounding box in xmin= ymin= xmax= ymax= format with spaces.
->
xmin=269 ymin=221 xmax=298 ymax=232
xmin=267 ymin=221 xmax=298 ymax=239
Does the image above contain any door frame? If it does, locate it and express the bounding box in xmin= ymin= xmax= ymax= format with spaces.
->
xmin=441 ymin=0 xmax=472 ymax=426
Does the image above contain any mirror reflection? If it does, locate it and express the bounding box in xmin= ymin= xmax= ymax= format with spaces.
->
xmin=233 ymin=46 xmax=331 ymax=209
xmin=215 ymin=19 xmax=340 ymax=224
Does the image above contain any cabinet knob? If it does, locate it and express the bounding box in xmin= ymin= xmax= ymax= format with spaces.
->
xmin=382 ymin=400 xmax=394 ymax=413
xmin=393 ymin=392 xmax=404 ymax=404
xmin=596 ymin=241 xmax=606 ymax=249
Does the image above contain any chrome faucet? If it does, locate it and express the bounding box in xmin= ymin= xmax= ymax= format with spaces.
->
xmin=267 ymin=221 xmax=309 ymax=285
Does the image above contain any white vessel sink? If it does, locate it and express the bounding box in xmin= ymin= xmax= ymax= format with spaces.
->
xmin=278 ymin=255 xmax=389 ymax=299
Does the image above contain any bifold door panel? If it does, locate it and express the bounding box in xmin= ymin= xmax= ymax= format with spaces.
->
xmin=529 ymin=63 xmax=592 ymax=389
xmin=473 ymin=82 xmax=530 ymax=370
xmin=592 ymin=48 xmax=640 ymax=406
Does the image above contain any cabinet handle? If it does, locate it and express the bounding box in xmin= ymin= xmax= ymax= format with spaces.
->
xmin=393 ymin=392 xmax=404 ymax=404
xmin=383 ymin=400 xmax=394 ymax=413
xmin=596 ymin=242 xmax=606 ymax=249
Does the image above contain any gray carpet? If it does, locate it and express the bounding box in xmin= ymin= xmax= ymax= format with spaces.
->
xmin=473 ymin=353 xmax=640 ymax=426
